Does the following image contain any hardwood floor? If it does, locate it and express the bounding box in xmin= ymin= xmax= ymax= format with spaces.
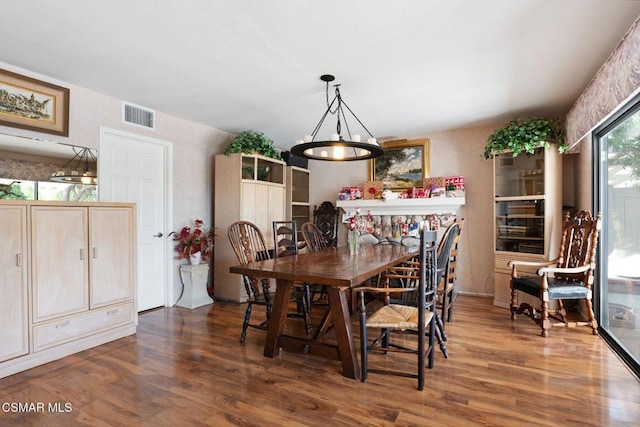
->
xmin=1 ymin=295 xmax=639 ymax=426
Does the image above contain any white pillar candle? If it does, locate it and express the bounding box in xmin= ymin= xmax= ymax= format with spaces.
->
xmin=352 ymin=134 xmax=361 ymax=142
xmin=367 ymin=137 xmax=377 ymax=145
xmin=330 ymin=133 xmax=340 ymax=141
xmin=304 ymin=135 xmax=313 ymax=142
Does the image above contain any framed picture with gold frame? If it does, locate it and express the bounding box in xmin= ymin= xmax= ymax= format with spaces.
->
xmin=0 ymin=68 xmax=70 ymax=136
xmin=368 ymin=138 xmax=430 ymax=189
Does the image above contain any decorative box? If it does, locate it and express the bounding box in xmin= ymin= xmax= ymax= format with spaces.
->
xmin=445 ymin=175 xmax=465 ymax=190
xmin=423 ymin=177 xmax=446 ymax=190
xmin=363 ymin=181 xmax=383 ymax=200
xmin=414 ymin=188 xmax=430 ymax=198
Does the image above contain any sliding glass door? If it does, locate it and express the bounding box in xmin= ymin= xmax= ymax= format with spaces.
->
xmin=594 ymin=92 xmax=640 ymax=379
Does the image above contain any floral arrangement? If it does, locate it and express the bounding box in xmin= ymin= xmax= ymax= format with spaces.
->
xmin=347 ymin=208 xmax=372 ymax=232
xmin=170 ymin=219 xmax=215 ymax=262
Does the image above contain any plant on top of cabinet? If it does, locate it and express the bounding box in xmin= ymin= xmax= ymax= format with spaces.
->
xmin=223 ymin=130 xmax=282 ymax=160
xmin=483 ymin=117 xmax=567 ymax=159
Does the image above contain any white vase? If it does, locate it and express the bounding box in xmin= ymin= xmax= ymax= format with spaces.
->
xmin=189 ymin=251 xmax=202 ymax=265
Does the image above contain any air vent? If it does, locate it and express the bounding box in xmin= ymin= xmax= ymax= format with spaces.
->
xmin=123 ymin=102 xmax=155 ymax=130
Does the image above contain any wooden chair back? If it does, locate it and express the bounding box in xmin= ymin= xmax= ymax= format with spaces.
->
xmin=313 ymin=201 xmax=340 ymax=247
xmin=554 ymin=211 xmax=602 ymax=286
xmin=301 ymin=222 xmax=327 ymax=252
xmin=272 ymin=221 xmax=299 ymax=258
xmin=228 ymin=221 xmax=271 ymax=265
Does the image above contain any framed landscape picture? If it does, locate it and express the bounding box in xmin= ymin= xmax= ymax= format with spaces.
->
xmin=0 ymin=68 xmax=70 ymax=136
xmin=369 ymin=138 xmax=430 ymax=189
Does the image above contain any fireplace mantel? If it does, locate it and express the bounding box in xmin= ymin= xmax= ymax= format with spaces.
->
xmin=336 ymin=197 xmax=465 ymax=216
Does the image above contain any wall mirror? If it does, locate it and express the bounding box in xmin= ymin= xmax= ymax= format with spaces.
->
xmin=0 ymin=133 xmax=97 ymax=201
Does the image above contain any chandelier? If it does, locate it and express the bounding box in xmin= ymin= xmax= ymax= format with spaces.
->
xmin=51 ymin=146 xmax=97 ymax=185
xmin=290 ymin=74 xmax=384 ymax=161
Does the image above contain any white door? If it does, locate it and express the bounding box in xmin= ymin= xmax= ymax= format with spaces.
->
xmin=98 ymin=127 xmax=172 ymax=312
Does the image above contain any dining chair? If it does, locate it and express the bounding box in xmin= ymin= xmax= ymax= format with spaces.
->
xmin=509 ymin=211 xmax=602 ymax=337
xmin=301 ymin=221 xmax=328 ymax=252
xmin=272 ymin=220 xmax=312 ymax=335
xmin=228 ymin=220 xmax=310 ymax=342
xmin=438 ymin=218 xmax=464 ymax=322
xmin=313 ymin=201 xmax=340 ymax=247
xmin=358 ymin=227 xmax=438 ymax=390
xmin=436 ymin=221 xmax=461 ymax=330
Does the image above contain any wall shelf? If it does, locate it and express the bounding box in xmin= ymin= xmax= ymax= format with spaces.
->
xmin=336 ymin=197 xmax=465 ymax=216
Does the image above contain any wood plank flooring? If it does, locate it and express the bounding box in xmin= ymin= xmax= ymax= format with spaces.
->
xmin=1 ymin=295 xmax=639 ymax=426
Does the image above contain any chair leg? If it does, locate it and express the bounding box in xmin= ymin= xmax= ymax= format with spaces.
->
xmin=446 ymin=290 xmax=454 ymax=322
xmin=540 ymin=297 xmax=551 ymax=337
xmin=434 ymin=312 xmax=448 ymax=358
xmin=510 ymin=286 xmax=518 ymax=320
xmin=359 ymin=294 xmax=368 ymax=383
xmin=240 ymin=302 xmax=252 ymax=343
xmin=585 ymin=297 xmax=599 ymax=335
xmin=261 ymin=279 xmax=272 ymax=320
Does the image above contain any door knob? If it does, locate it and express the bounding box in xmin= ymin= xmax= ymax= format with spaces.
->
xmin=153 ymin=232 xmax=163 ymax=238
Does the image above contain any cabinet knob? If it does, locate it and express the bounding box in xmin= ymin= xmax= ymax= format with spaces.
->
xmin=153 ymin=232 xmax=163 ymax=238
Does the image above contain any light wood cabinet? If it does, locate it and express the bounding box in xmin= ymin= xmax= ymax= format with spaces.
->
xmin=492 ymin=146 xmax=562 ymax=308
xmin=89 ymin=207 xmax=135 ymax=308
xmin=32 ymin=206 xmax=89 ymax=322
xmin=0 ymin=205 xmax=28 ymax=363
xmin=214 ymin=153 xmax=287 ymax=302
xmin=0 ymin=201 xmax=136 ymax=379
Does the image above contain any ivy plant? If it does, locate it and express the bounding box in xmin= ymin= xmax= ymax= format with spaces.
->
xmin=483 ymin=117 xmax=567 ymax=159
xmin=223 ymin=130 xmax=281 ymax=160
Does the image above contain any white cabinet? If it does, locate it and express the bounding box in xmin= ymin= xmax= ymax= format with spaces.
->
xmin=0 ymin=201 xmax=136 ymax=379
xmin=214 ymin=153 xmax=286 ymax=302
xmin=0 ymin=205 xmax=28 ymax=363
xmin=492 ymin=147 xmax=562 ymax=308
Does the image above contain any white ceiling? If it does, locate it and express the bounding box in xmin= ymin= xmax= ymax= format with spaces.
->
xmin=1 ymin=0 xmax=639 ymax=149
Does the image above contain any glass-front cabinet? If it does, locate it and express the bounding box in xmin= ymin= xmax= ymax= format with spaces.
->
xmin=286 ymin=166 xmax=310 ymax=238
xmin=495 ymin=199 xmax=545 ymax=254
xmin=241 ymin=155 xmax=284 ymax=184
xmin=493 ymin=146 xmax=562 ymax=308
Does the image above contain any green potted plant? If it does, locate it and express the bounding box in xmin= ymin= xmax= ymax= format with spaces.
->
xmin=223 ymin=130 xmax=281 ymax=160
xmin=483 ymin=117 xmax=567 ymax=159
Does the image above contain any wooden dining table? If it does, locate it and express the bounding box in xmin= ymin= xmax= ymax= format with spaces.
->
xmin=229 ymin=243 xmax=419 ymax=379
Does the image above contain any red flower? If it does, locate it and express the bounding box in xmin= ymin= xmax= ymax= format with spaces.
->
xmin=171 ymin=219 xmax=215 ymax=262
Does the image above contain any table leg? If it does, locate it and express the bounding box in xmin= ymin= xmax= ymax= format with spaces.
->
xmin=327 ymin=287 xmax=360 ymax=380
xmin=264 ymin=279 xmax=293 ymax=358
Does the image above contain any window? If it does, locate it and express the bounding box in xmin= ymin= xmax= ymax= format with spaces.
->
xmin=0 ymin=178 xmax=96 ymax=201
xmin=594 ymin=91 xmax=640 ymax=379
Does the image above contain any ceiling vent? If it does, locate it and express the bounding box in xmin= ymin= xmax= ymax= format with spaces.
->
xmin=123 ymin=102 xmax=155 ymax=130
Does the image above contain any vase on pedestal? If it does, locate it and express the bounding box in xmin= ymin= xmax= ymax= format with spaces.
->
xmin=176 ymin=263 xmax=213 ymax=309
xmin=189 ymin=251 xmax=202 ymax=265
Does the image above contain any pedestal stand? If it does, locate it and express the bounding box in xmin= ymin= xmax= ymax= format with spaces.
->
xmin=177 ymin=264 xmax=213 ymax=309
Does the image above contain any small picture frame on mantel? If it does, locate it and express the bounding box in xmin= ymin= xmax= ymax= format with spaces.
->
xmin=0 ymin=68 xmax=70 ymax=136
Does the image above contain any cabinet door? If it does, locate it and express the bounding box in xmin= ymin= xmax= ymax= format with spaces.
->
xmin=0 ymin=205 xmax=28 ymax=362
xmin=90 ymin=207 xmax=135 ymax=308
xmin=32 ymin=207 xmax=89 ymax=322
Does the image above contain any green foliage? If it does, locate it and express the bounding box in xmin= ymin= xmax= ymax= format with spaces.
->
xmin=606 ymin=112 xmax=640 ymax=180
xmin=223 ymin=130 xmax=281 ymax=160
xmin=483 ymin=117 xmax=567 ymax=159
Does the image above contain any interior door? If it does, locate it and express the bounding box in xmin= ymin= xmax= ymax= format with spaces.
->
xmin=99 ymin=127 xmax=171 ymax=312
